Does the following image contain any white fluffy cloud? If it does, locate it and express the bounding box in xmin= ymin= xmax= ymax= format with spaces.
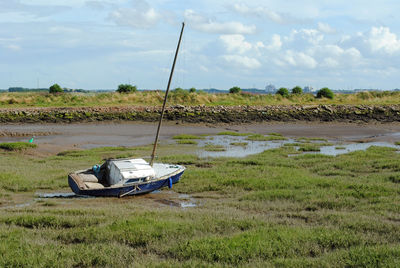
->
xmin=276 ymin=50 xmax=318 ymax=69
xmin=109 ymin=0 xmax=161 ymax=28
xmin=266 ymin=34 xmax=282 ymax=50
xmin=231 ymin=3 xmax=307 ymax=25
xmin=219 ymin=34 xmax=261 ymax=54
xmin=368 ymin=27 xmax=400 ymax=54
xmin=221 ymin=55 xmax=261 ymax=69
xmin=184 ymin=9 xmax=256 ymax=34
xmin=317 ymin=22 xmax=336 ymax=34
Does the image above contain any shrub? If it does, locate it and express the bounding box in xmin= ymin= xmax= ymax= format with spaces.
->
xmin=117 ymin=84 xmax=137 ymax=93
xmin=173 ymin=87 xmax=185 ymax=93
xmin=317 ymin=87 xmax=334 ymax=99
xmin=276 ymin=87 xmax=289 ymax=97
xmin=292 ymin=86 xmax=303 ymax=94
xmin=49 ymin=84 xmax=63 ymax=94
xmin=189 ymin=87 xmax=196 ymax=93
xmin=229 ymin=86 xmax=241 ymax=94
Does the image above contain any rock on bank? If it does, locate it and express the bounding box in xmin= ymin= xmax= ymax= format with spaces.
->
xmin=0 ymin=105 xmax=400 ymax=123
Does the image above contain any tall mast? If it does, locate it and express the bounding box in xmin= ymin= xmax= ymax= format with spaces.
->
xmin=150 ymin=22 xmax=185 ymax=166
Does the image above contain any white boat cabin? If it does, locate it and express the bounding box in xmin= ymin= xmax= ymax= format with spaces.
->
xmin=106 ymin=159 xmax=155 ymax=186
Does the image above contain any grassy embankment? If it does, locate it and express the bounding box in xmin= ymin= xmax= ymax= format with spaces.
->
xmin=1 ymin=90 xmax=400 ymax=107
xmin=0 ymin=135 xmax=399 ymax=266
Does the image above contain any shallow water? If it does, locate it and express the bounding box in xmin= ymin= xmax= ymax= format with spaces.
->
xmin=197 ymin=135 xmax=294 ymax=158
xmin=316 ymin=141 xmax=400 ymax=156
xmin=35 ymin=192 xmax=90 ymax=198
xmin=196 ymin=135 xmax=400 ymax=158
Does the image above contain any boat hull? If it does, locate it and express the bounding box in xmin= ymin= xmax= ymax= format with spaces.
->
xmin=68 ymin=170 xmax=184 ymax=197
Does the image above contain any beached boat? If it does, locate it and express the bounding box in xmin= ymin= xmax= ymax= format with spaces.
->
xmin=68 ymin=23 xmax=186 ymax=197
xmin=68 ymin=159 xmax=185 ymax=197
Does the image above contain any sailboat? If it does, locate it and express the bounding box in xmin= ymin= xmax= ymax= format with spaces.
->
xmin=68 ymin=23 xmax=186 ymax=197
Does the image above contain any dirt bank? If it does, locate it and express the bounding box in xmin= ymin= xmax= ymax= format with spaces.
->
xmin=1 ymin=104 xmax=400 ymax=123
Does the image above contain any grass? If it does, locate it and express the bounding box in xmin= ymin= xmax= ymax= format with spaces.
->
xmin=203 ymin=144 xmax=226 ymax=152
xmin=172 ymin=134 xmax=203 ymax=140
xmin=336 ymin=146 xmax=347 ymax=150
xmin=176 ymin=140 xmax=198 ymax=145
xmin=298 ymin=144 xmax=321 ymax=152
xmin=230 ymin=142 xmax=248 ymax=147
xmin=0 ymin=140 xmax=399 ymax=266
xmin=0 ymin=142 xmax=37 ymax=151
xmin=395 ymin=142 xmax=400 ymax=145
xmin=217 ymin=131 xmax=250 ymax=136
xmin=3 ymin=90 xmax=400 ymax=108
xmin=246 ymin=134 xmax=288 ymax=141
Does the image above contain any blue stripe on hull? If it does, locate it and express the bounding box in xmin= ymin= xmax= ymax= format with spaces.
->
xmin=68 ymin=171 xmax=184 ymax=197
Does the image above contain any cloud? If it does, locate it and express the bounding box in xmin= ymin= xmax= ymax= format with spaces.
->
xmin=0 ymin=0 xmax=69 ymax=18
xmin=49 ymin=26 xmax=82 ymax=34
xmin=266 ymin=34 xmax=282 ymax=51
xmin=109 ymin=0 xmax=161 ymax=28
xmin=231 ymin=3 xmax=308 ymax=25
xmin=222 ymin=55 xmax=261 ymax=69
xmin=277 ymin=50 xmax=318 ymax=69
xmin=285 ymin=28 xmax=324 ymax=46
xmin=317 ymin=22 xmax=337 ymax=34
xmin=5 ymin=44 xmax=21 ymax=51
xmin=368 ymin=27 xmax=400 ymax=54
xmin=184 ymin=9 xmax=256 ymax=34
xmin=219 ymin=34 xmax=253 ymax=54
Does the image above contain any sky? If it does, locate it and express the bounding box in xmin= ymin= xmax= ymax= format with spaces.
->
xmin=1 ymin=0 xmax=400 ymax=91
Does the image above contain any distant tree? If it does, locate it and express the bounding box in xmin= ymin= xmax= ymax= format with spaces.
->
xmin=317 ymin=87 xmax=334 ymax=99
xmin=173 ymin=87 xmax=184 ymax=93
xmin=49 ymin=84 xmax=63 ymax=94
xmin=276 ymin=87 xmax=289 ymax=97
xmin=291 ymin=86 xmax=303 ymax=94
xmin=229 ymin=86 xmax=241 ymax=94
xmin=117 ymin=84 xmax=137 ymax=93
xmin=189 ymin=87 xmax=196 ymax=93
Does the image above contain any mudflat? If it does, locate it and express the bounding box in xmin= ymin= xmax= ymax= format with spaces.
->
xmin=1 ymin=121 xmax=400 ymax=154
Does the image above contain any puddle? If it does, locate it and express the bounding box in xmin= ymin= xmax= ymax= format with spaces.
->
xmin=1 ymin=202 xmax=33 ymax=209
xmin=307 ymin=142 xmax=400 ymax=156
xmin=146 ymin=190 xmax=197 ymax=208
xmin=197 ymin=135 xmax=293 ymax=158
xmin=180 ymin=202 xmax=197 ymax=208
xmin=35 ymin=192 xmax=93 ymax=198
xmin=195 ymin=135 xmax=400 ymax=158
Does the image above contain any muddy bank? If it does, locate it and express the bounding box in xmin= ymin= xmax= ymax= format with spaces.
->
xmin=2 ymin=121 xmax=400 ymax=155
xmin=1 ymin=105 xmax=400 ymax=123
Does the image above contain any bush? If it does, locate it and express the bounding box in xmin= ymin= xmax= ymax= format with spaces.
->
xmin=49 ymin=84 xmax=63 ymax=94
xmin=276 ymin=87 xmax=289 ymax=97
xmin=117 ymin=84 xmax=137 ymax=93
xmin=317 ymin=87 xmax=334 ymax=99
xmin=173 ymin=87 xmax=185 ymax=93
xmin=189 ymin=87 xmax=196 ymax=93
xmin=292 ymin=86 xmax=303 ymax=94
xmin=229 ymin=86 xmax=241 ymax=94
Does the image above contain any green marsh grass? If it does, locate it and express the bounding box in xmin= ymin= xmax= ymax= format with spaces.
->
xmin=230 ymin=142 xmax=248 ymax=147
xmin=246 ymin=134 xmax=288 ymax=141
xmin=172 ymin=134 xmax=203 ymax=140
xmin=203 ymin=144 xmax=226 ymax=152
xmin=217 ymin=131 xmax=250 ymax=136
xmin=0 ymin=142 xmax=37 ymax=151
xmin=0 ymin=141 xmax=399 ymax=266
xmin=176 ymin=140 xmax=198 ymax=145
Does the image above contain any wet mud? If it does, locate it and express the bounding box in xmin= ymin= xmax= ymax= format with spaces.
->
xmin=1 ymin=121 xmax=400 ymax=155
